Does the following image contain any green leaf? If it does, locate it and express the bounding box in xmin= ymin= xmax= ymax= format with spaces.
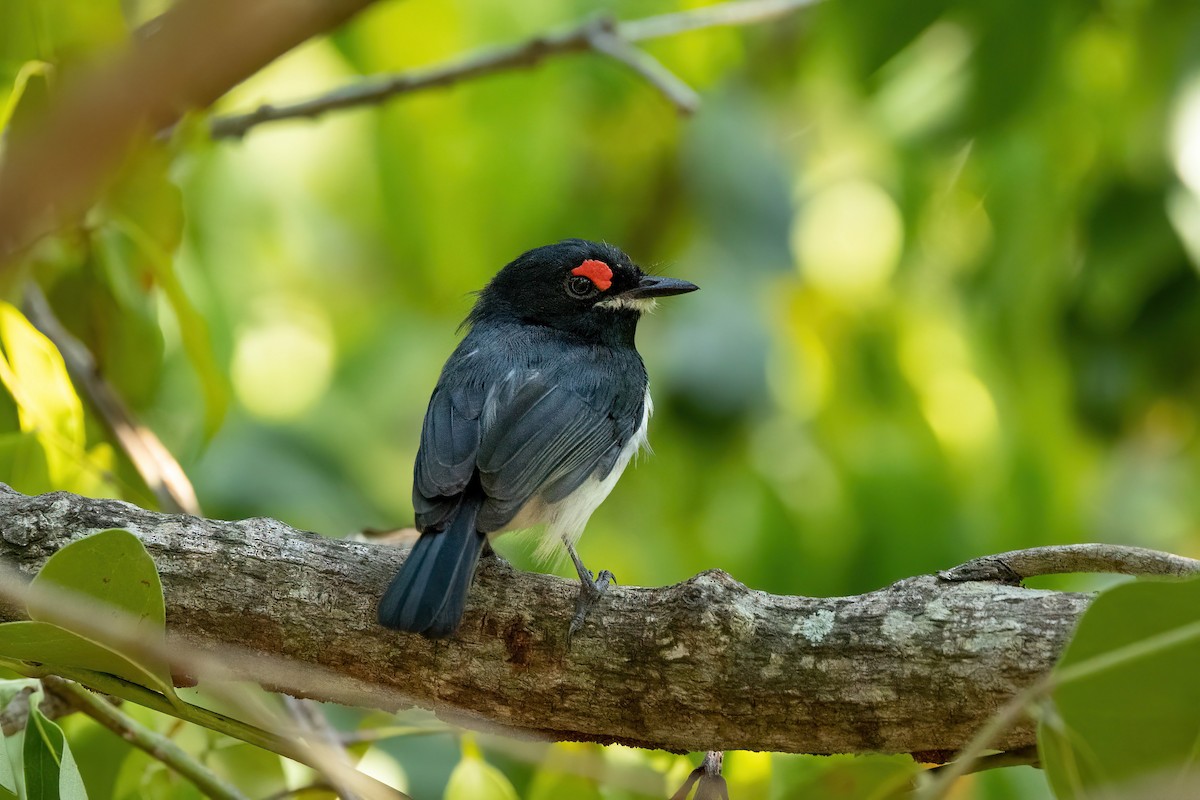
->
xmin=0 ymin=529 xmax=176 ymax=700
xmin=444 ymin=738 xmax=518 ymax=800
xmin=30 ymin=529 xmax=166 ymax=635
xmin=0 ymin=302 xmax=93 ymax=492
xmin=24 ymin=704 xmax=66 ymax=800
xmin=1040 ymin=576 xmax=1200 ymax=798
xmin=0 ymin=623 xmax=168 ymax=700
xmin=45 ymin=262 xmax=165 ymax=413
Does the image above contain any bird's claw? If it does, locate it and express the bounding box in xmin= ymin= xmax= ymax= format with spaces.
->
xmin=567 ymin=569 xmax=615 ymax=645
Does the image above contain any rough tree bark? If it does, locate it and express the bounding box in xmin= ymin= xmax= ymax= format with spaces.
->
xmin=0 ymin=484 xmax=1094 ymax=757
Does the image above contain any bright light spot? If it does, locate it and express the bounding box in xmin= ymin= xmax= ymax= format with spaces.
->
xmin=1170 ymin=75 xmax=1200 ymax=197
xmin=899 ymin=317 xmax=996 ymax=454
xmin=232 ymin=299 xmax=335 ymax=421
xmin=898 ymin=317 xmax=969 ymax=385
xmin=792 ymin=180 xmax=904 ymax=297
xmin=920 ymin=370 xmax=997 ymax=453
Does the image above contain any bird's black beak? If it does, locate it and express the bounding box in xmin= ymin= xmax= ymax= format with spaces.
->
xmin=624 ymin=275 xmax=699 ymax=299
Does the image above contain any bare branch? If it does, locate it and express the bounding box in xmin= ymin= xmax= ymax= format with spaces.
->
xmin=586 ymin=31 xmax=700 ymax=114
xmin=208 ymin=0 xmax=820 ymax=139
xmin=939 ymin=544 xmax=1200 ymax=584
xmin=0 ymin=483 xmax=1103 ymax=756
xmin=209 ymin=16 xmax=608 ymax=140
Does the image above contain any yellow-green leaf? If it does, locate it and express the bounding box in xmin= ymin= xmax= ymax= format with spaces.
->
xmin=444 ymin=738 xmax=518 ymax=800
xmin=0 ymin=302 xmax=88 ymax=490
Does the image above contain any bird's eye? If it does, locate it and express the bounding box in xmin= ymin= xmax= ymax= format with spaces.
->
xmin=565 ymin=275 xmax=597 ymax=299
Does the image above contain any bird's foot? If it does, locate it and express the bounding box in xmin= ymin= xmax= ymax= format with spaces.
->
xmin=567 ymin=568 xmax=615 ymax=645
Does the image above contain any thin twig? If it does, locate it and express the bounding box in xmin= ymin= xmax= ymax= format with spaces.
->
xmin=43 ymin=675 xmax=250 ymax=800
xmin=585 ymin=31 xmax=700 ymax=113
xmin=208 ymin=0 xmax=820 ymax=139
xmin=939 ymin=544 xmax=1200 ymax=584
xmin=283 ymin=696 xmax=362 ymax=800
xmin=209 ymin=17 xmax=609 ymax=138
xmin=22 ymin=284 xmax=201 ymax=515
xmin=0 ymin=657 xmax=411 ymax=800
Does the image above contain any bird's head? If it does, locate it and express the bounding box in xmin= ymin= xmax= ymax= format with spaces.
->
xmin=469 ymin=239 xmax=698 ymax=343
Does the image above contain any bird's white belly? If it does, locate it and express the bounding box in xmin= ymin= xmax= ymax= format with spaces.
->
xmin=496 ymin=390 xmax=651 ymax=563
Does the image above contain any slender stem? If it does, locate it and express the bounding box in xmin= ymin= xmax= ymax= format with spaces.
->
xmin=43 ymin=676 xmax=249 ymax=800
xmin=0 ymin=657 xmax=410 ymax=800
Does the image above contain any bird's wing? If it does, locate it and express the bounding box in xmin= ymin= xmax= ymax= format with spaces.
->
xmin=413 ymin=366 xmax=643 ymax=534
xmin=474 ymin=372 xmax=641 ymax=532
xmin=412 ymin=385 xmax=484 ymax=531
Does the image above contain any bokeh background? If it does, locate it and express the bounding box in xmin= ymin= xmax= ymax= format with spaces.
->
xmin=4 ymin=0 xmax=1200 ymax=797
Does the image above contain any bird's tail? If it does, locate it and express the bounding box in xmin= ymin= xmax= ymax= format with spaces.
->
xmin=377 ymin=499 xmax=486 ymax=638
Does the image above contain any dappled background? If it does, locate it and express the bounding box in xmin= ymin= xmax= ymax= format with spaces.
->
xmin=3 ymin=0 xmax=1200 ymax=797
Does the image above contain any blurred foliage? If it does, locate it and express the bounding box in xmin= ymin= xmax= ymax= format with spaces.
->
xmin=4 ymin=0 xmax=1200 ymax=796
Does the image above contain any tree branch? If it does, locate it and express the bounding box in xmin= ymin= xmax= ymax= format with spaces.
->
xmin=0 ymin=0 xmax=383 ymax=266
xmin=208 ymin=0 xmax=820 ymax=140
xmin=0 ymin=485 xmax=1110 ymax=757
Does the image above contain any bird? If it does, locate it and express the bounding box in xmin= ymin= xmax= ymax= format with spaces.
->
xmin=377 ymin=239 xmax=698 ymax=639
